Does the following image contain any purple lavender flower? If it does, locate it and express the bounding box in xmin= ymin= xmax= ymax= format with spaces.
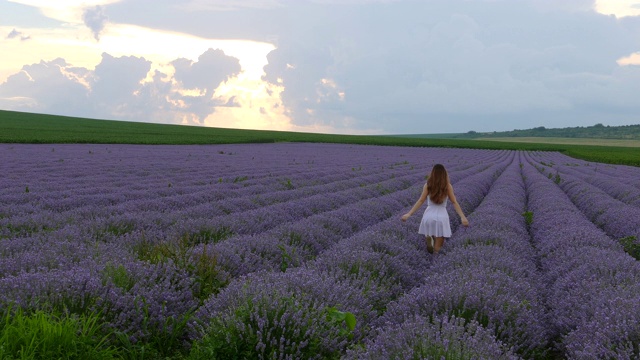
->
xmin=6 ymin=143 xmax=640 ymax=358
xmin=376 ymin=159 xmax=550 ymax=358
xmin=346 ymin=315 xmax=520 ymax=360
xmin=191 ymin=268 xmax=376 ymax=358
xmin=522 ymin=152 xmax=640 ymax=357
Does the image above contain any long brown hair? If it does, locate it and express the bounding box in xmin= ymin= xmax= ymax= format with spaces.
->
xmin=427 ymin=164 xmax=449 ymax=204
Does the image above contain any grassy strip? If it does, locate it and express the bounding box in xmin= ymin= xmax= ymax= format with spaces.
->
xmin=2 ymin=110 xmax=639 ymax=166
xmin=0 ymin=307 xmax=118 ymax=360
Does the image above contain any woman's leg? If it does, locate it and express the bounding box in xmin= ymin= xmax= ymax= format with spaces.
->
xmin=434 ymin=237 xmax=445 ymax=253
xmin=425 ymin=236 xmax=434 ymax=254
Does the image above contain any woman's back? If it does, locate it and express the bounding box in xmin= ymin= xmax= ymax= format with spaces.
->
xmin=427 ymin=196 xmax=448 ymax=207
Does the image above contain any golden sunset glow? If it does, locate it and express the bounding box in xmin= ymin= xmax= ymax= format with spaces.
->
xmin=595 ymin=0 xmax=640 ymax=17
xmin=1 ymin=1 xmax=295 ymax=132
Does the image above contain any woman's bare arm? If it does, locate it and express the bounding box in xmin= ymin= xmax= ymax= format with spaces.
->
xmin=448 ymin=184 xmax=469 ymax=226
xmin=401 ymin=183 xmax=429 ymax=221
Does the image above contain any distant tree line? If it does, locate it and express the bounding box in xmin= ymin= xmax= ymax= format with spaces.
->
xmin=457 ymin=123 xmax=640 ymax=140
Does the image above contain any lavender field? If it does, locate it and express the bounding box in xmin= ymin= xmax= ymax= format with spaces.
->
xmin=1 ymin=142 xmax=640 ymax=359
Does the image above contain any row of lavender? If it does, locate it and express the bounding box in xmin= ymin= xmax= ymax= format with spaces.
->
xmin=176 ymin=151 xmax=510 ymax=280
xmin=0 ymin=149 xmax=503 ymax=284
xmin=351 ymin=150 xmax=640 ymax=359
xmin=354 ymin=153 xmax=543 ymax=359
xmin=521 ymin=152 xmax=640 ymax=359
xmin=187 ymin=150 xmax=513 ymax=358
xmin=0 ymin=145 xmax=503 ymax=278
xmin=527 ymin=151 xmax=640 ymax=243
xmin=1 ymin=143 xmax=424 ymax=236
xmin=180 ymin=146 xmax=638 ymax=358
xmin=0 ymin=143 xmax=510 ymax=356
xmin=3 ymin=142 xmax=639 ymax=358
xmin=0 ymin=144 xmax=503 ymax=243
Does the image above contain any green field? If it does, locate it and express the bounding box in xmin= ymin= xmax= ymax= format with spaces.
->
xmin=477 ymin=136 xmax=640 ymax=147
xmin=1 ymin=109 xmax=639 ymax=166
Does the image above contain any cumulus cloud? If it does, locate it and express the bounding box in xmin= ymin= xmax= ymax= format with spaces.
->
xmin=171 ymin=48 xmax=241 ymax=94
xmin=0 ymin=49 xmax=243 ymax=125
xmin=0 ymin=58 xmax=91 ymax=115
xmin=88 ymin=53 xmax=153 ymax=119
xmin=82 ymin=5 xmax=109 ymax=41
xmin=170 ymin=48 xmax=242 ymax=123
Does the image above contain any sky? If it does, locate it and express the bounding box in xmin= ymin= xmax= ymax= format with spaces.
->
xmin=0 ymin=0 xmax=639 ymax=135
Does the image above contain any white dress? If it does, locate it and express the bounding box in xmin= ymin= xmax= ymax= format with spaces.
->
xmin=418 ymin=196 xmax=452 ymax=238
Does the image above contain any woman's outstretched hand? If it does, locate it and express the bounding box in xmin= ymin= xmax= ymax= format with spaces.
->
xmin=401 ymin=213 xmax=410 ymax=222
xmin=461 ymin=218 xmax=469 ymax=227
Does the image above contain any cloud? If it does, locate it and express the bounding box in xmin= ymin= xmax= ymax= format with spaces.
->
xmin=257 ymin=0 xmax=640 ymax=133
xmin=88 ymin=53 xmax=153 ymax=119
xmin=170 ymin=48 xmax=242 ymax=123
xmin=107 ymin=68 xmax=193 ymax=125
xmin=109 ymin=0 xmax=638 ymax=133
xmin=6 ymin=28 xmax=30 ymax=41
xmin=4 ymin=0 xmax=640 ymax=134
xmin=0 ymin=58 xmax=91 ymax=116
xmin=163 ymin=0 xmax=639 ymax=133
xmin=171 ymin=48 xmax=241 ymax=94
xmin=7 ymin=29 xmax=21 ymax=39
xmin=82 ymin=5 xmax=109 ymax=41
xmin=0 ymin=49 xmax=244 ymax=125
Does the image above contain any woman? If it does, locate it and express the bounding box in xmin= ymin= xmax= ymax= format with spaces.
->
xmin=401 ymin=164 xmax=469 ymax=254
